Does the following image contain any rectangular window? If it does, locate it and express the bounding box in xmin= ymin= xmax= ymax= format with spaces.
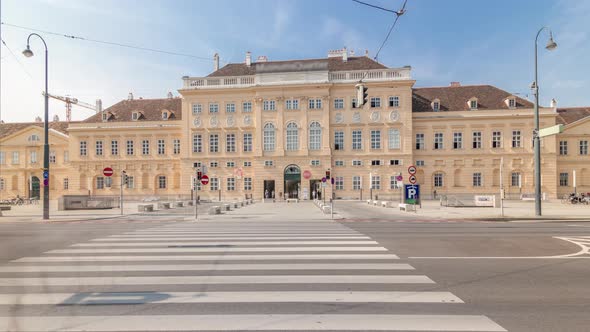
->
xmin=580 ymin=140 xmax=588 ymax=155
xmin=12 ymin=151 xmax=19 ymax=164
xmin=334 ymin=131 xmax=344 ymax=150
xmin=63 ymin=151 xmax=69 ymax=163
xmin=192 ymin=103 xmax=202 ymax=114
xmin=30 ymin=151 xmax=37 ymax=164
xmin=263 ymin=100 xmax=276 ymax=111
xmin=286 ymin=99 xmax=299 ymax=110
xmin=370 ymin=97 xmax=381 ymax=108
xmin=470 ymin=100 xmax=478 ymax=110
xmin=370 ymin=130 xmax=381 ymax=149
xmin=126 ymin=176 xmax=134 ymax=189
xmin=193 ymin=177 xmax=201 ymax=191
xmin=311 ymin=160 xmax=320 ymax=166
xmin=335 ymin=176 xmax=344 ymax=190
xmin=158 ymin=176 xmax=166 ymax=189
xmin=415 ymin=133 xmax=425 ymax=150
xmin=390 ymin=176 xmax=401 ymax=189
xmin=388 ymin=128 xmax=400 ymax=149
xmin=353 ymin=176 xmax=361 ymax=190
xmin=105 ymin=177 xmax=112 ymax=188
xmin=209 ymin=134 xmax=219 ymax=153
xmin=226 ymin=133 xmax=236 ymax=152
xmin=210 ymin=161 xmax=218 ymax=168
xmin=434 ymin=173 xmax=444 ymax=187
xmin=511 ymin=172 xmax=521 ymax=187
xmin=0 ymin=178 xmax=4 ymax=191
xmin=226 ymin=103 xmax=236 ymax=113
xmin=559 ymin=141 xmax=568 ymax=155
xmin=351 ymin=98 xmax=358 ymax=108
xmin=227 ymin=178 xmax=235 ymax=191
xmin=492 ymin=131 xmax=502 ymax=148
xmin=209 ymin=103 xmax=219 ymax=113
xmin=111 ymin=140 xmax=118 ymax=155
xmin=142 ymin=139 xmax=150 ymax=155
xmin=335 ymin=160 xmax=344 ymax=167
xmin=126 ymin=140 xmax=134 ymax=155
xmin=472 ymin=132 xmax=482 ymax=149
xmin=0 ymin=152 xmax=4 ymax=165
xmin=264 ymin=160 xmax=274 ymax=167
xmin=433 ymin=101 xmax=440 ymax=112
xmin=192 ymin=134 xmax=202 ymax=153
xmin=244 ymin=177 xmax=252 ymax=191
xmin=389 ymin=96 xmax=400 ymax=107
xmin=416 ymin=160 xmax=425 ymax=166
xmin=473 ymin=172 xmax=482 ymax=187
xmin=308 ymin=99 xmax=322 ymax=109
xmin=352 ymin=130 xmax=362 ymax=150
xmin=453 ymin=132 xmax=463 ymax=149
xmin=80 ymin=141 xmax=87 ymax=156
xmin=96 ymin=176 xmax=104 ymax=189
xmin=95 ymin=140 xmax=103 ymax=156
xmin=389 ymin=159 xmax=401 ymax=166
xmin=242 ymin=101 xmax=252 ymax=113
xmin=334 ymin=98 xmax=344 ymax=109
xmin=559 ymin=172 xmax=569 ymax=186
xmin=243 ymin=161 xmax=252 ymax=167
xmin=210 ymin=178 xmax=219 ymax=191
xmin=243 ymin=133 xmax=253 ymax=152
xmin=509 ymin=99 xmax=516 ymax=108
xmin=157 ymin=139 xmax=165 ymax=155
xmin=371 ymin=160 xmax=381 ymax=166
xmin=63 ymin=178 xmax=69 ymax=190
xmin=173 ymin=139 xmax=181 ymax=154
xmin=512 ymin=130 xmax=522 ymax=148
xmin=434 ymin=133 xmax=444 ymax=150
xmin=226 ymin=161 xmax=235 ymax=168
xmin=49 ymin=150 xmax=56 ymax=163
xmin=371 ymin=175 xmax=381 ymax=190
xmin=352 ymin=160 xmax=362 ymax=166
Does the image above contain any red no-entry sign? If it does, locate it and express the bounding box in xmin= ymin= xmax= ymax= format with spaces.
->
xmin=103 ymin=167 xmax=114 ymax=177
xmin=201 ymin=174 xmax=209 ymax=185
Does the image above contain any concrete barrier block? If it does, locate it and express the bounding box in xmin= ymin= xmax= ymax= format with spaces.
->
xmin=138 ymin=204 xmax=154 ymax=212
xmin=174 ymin=202 xmax=184 ymax=207
xmin=208 ymin=206 xmax=221 ymax=215
xmin=223 ymin=204 xmax=231 ymax=211
xmin=158 ymin=202 xmax=171 ymax=209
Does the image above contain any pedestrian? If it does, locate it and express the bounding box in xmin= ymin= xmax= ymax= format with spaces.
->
xmin=313 ymin=189 xmax=317 ymax=199
xmin=265 ymin=189 xmax=269 ymax=199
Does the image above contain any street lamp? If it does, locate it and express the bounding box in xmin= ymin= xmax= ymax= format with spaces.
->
xmin=532 ymin=27 xmax=557 ymax=216
xmin=23 ymin=33 xmax=50 ymax=220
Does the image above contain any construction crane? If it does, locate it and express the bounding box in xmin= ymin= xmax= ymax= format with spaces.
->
xmin=42 ymin=92 xmax=102 ymax=122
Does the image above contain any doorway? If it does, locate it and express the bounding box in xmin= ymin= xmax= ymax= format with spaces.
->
xmin=284 ymin=165 xmax=301 ymax=199
xmin=30 ymin=176 xmax=40 ymax=199
xmin=263 ymin=180 xmax=275 ymax=199
xmin=310 ymin=179 xmax=322 ymax=200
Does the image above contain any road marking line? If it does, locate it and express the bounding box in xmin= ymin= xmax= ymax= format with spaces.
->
xmin=12 ymin=254 xmax=399 ymax=262
xmin=100 ymin=236 xmax=371 ymax=240
xmin=71 ymin=240 xmax=379 ymax=247
xmin=46 ymin=246 xmax=388 ymax=254
xmin=0 ymin=314 xmax=505 ymax=331
xmin=0 ymin=291 xmax=459 ymax=304
xmin=0 ymin=275 xmax=434 ymax=286
xmin=0 ymin=263 xmax=413 ymax=272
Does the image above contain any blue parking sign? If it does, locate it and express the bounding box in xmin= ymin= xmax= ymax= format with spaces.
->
xmin=404 ymin=184 xmax=420 ymax=204
xmin=43 ymin=171 xmax=49 ymax=179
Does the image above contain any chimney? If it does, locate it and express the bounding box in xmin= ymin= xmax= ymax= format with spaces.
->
xmin=213 ymin=53 xmax=219 ymax=71
xmin=96 ymin=99 xmax=103 ymax=113
xmin=53 ymin=115 xmax=60 ymax=122
xmin=167 ymin=92 xmax=173 ymax=99
xmin=257 ymin=55 xmax=268 ymax=62
xmin=450 ymin=82 xmax=461 ymax=87
xmin=245 ymin=51 xmax=252 ymax=67
xmin=128 ymin=92 xmax=134 ymax=100
xmin=550 ymin=98 xmax=557 ymax=108
xmin=342 ymin=47 xmax=348 ymax=62
xmin=350 ymin=49 xmax=355 ymax=56
xmin=364 ymin=49 xmax=369 ymax=57
xmin=35 ymin=116 xmax=42 ymax=122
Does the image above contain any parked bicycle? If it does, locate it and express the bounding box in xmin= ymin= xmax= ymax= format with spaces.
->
xmin=562 ymin=193 xmax=590 ymax=205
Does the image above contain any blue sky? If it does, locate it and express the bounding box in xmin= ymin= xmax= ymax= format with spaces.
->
xmin=1 ymin=0 xmax=588 ymax=123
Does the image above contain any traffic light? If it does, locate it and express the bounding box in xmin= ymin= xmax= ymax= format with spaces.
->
xmin=356 ymin=84 xmax=368 ymax=107
xmin=197 ymin=171 xmax=202 ymax=180
xmin=325 ymin=170 xmax=331 ymax=180
xmin=123 ymin=174 xmax=129 ymax=185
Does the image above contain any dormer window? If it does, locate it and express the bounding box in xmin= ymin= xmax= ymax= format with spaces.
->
xmin=432 ymin=99 xmax=441 ymax=112
xmin=507 ymin=97 xmax=516 ymax=109
xmin=102 ymin=113 xmax=108 ymax=121
xmin=468 ymin=98 xmax=478 ymax=110
xmin=132 ymin=112 xmax=139 ymax=121
xmin=162 ymin=111 xmax=168 ymax=120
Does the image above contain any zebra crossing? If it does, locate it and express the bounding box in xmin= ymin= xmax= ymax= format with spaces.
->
xmin=0 ymin=220 xmax=506 ymax=331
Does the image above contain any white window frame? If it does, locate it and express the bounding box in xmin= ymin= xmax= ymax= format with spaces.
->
xmin=126 ymin=140 xmax=134 ymax=155
xmin=49 ymin=150 xmax=56 ymax=163
xmin=111 ymin=140 xmax=118 ymax=155
xmin=192 ymin=103 xmax=202 ymax=114
xmin=263 ymin=100 xmax=276 ymax=111
xmin=434 ymin=133 xmax=444 ymax=150
xmin=243 ymin=133 xmax=253 ymax=152
xmin=158 ymin=175 xmax=167 ymax=189
xmin=209 ymin=134 xmax=219 ymax=153
xmin=353 ymin=176 xmax=361 ymax=190
xmin=157 ymin=139 xmax=166 ymax=155
xmin=80 ymin=141 xmax=87 ymax=156
xmin=226 ymin=133 xmax=236 ymax=153
xmin=263 ymin=123 xmax=276 ymax=151
xmin=95 ymin=140 xmax=103 ymax=156
xmin=335 ymin=176 xmax=344 ymax=190
xmin=434 ymin=173 xmax=444 ymax=187
xmin=242 ymin=101 xmax=252 ymax=113
xmin=30 ymin=151 xmax=37 ymax=164
xmin=63 ymin=178 xmax=69 ymax=190
xmin=334 ymin=98 xmax=344 ymax=109
xmin=559 ymin=140 xmax=568 ymax=155
xmin=492 ymin=131 xmax=502 ymax=148
xmin=370 ymin=130 xmax=381 ymax=149
xmin=512 ymin=130 xmax=522 ymax=148
xmin=415 ymin=133 xmax=425 ymax=150
xmin=453 ymin=132 xmax=463 ymax=149
xmin=389 ymin=96 xmax=400 ymax=107
xmin=209 ymin=103 xmax=219 ymax=113
xmin=352 ymin=130 xmax=362 ymax=150
xmin=96 ymin=176 xmax=105 ymax=189
xmin=388 ymin=128 xmax=400 ymax=149
xmin=371 ymin=175 xmax=381 ymax=190
xmin=210 ymin=177 xmax=219 ymax=191
xmin=192 ymin=134 xmax=202 ymax=153
xmin=286 ymin=122 xmax=299 ymax=151
xmin=142 ymin=139 xmax=150 ymax=155
xmin=370 ymin=97 xmax=381 ymax=108
xmin=580 ymin=140 xmax=588 ymax=155
xmin=227 ymin=177 xmax=235 ymax=191
xmin=334 ymin=131 xmax=344 ymax=151
xmin=472 ymin=132 xmax=482 ymax=149
xmin=173 ymin=139 xmax=181 ymax=155
xmin=309 ymin=122 xmax=322 ymax=150
xmin=244 ymin=177 xmax=252 ymax=191
xmin=335 ymin=160 xmax=344 ymax=167
xmin=226 ymin=103 xmax=236 ymax=113
xmin=473 ymin=172 xmax=482 ymax=187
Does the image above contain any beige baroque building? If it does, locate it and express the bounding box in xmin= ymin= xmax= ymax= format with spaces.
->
xmin=1 ymin=49 xmax=589 ymax=201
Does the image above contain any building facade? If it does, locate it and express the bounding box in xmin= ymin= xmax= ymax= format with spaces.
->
xmin=1 ymin=50 xmax=588 ymax=201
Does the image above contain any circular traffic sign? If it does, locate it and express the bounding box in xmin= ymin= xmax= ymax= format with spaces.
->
xmin=303 ymin=170 xmax=312 ymax=179
xmin=396 ymin=175 xmax=403 ymax=181
xmin=201 ymin=174 xmax=209 ymax=185
xmin=408 ymin=165 xmax=417 ymax=175
xmin=321 ymin=177 xmax=326 ymax=183
xmin=103 ymin=167 xmax=114 ymax=177
xmin=409 ymin=175 xmax=417 ymax=184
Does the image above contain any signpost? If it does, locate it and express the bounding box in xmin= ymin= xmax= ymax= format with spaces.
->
xmin=120 ymin=170 xmax=126 ymax=216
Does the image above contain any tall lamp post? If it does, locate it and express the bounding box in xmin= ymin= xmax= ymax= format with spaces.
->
xmin=23 ymin=34 xmax=50 ymax=220
xmin=532 ymin=27 xmax=557 ymax=216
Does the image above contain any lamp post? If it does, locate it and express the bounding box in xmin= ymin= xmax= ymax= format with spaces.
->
xmin=532 ymin=27 xmax=557 ymax=216
xmin=23 ymin=34 xmax=50 ymax=220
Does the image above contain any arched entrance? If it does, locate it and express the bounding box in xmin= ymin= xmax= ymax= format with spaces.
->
xmin=30 ymin=176 xmax=40 ymax=199
xmin=284 ymin=165 xmax=301 ymax=199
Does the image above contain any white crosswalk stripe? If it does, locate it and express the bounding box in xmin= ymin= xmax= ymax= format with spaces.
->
xmin=0 ymin=220 xmax=506 ymax=331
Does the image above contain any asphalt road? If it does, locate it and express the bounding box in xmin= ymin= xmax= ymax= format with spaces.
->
xmin=0 ymin=202 xmax=589 ymax=331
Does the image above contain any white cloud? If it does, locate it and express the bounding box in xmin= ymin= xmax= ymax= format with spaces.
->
xmin=320 ymin=17 xmax=363 ymax=50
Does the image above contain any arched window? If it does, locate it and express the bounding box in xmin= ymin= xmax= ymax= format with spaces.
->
xmin=28 ymin=134 xmax=40 ymax=142
xmin=309 ymin=122 xmax=322 ymax=150
xmin=286 ymin=122 xmax=298 ymax=151
xmin=263 ymin=123 xmax=275 ymax=151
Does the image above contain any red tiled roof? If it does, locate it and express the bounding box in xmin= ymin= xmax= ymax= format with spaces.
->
xmin=82 ymin=98 xmax=182 ymax=123
xmin=207 ymin=56 xmax=387 ymax=77
xmin=0 ymin=121 xmax=74 ymax=140
xmin=556 ymin=107 xmax=590 ymax=125
xmin=412 ymin=85 xmax=533 ymax=112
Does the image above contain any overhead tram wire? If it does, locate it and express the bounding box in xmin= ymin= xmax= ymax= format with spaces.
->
xmin=0 ymin=22 xmax=213 ymax=61
xmin=1 ymin=38 xmax=34 ymax=79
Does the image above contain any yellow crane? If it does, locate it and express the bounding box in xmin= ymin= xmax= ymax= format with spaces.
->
xmin=43 ymin=92 xmax=102 ymax=122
